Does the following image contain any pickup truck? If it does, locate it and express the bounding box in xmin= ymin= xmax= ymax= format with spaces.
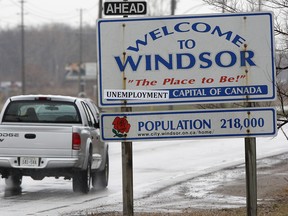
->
xmin=0 ymin=95 xmax=109 ymax=194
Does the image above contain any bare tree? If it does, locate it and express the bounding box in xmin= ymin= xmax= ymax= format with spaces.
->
xmin=147 ymin=0 xmax=173 ymax=16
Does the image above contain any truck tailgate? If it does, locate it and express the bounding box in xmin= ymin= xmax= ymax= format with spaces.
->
xmin=0 ymin=125 xmax=73 ymax=157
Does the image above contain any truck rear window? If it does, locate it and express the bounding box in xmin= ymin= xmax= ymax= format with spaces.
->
xmin=3 ymin=101 xmax=81 ymax=123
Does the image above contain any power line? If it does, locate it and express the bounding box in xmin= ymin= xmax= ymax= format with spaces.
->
xmin=3 ymin=0 xmax=99 ymax=27
xmin=25 ymin=1 xmax=98 ymax=23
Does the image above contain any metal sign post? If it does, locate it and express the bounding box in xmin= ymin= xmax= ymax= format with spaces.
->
xmin=245 ymin=136 xmax=257 ymax=216
xmin=121 ymin=110 xmax=134 ymax=216
xmin=102 ymin=0 xmax=148 ymax=214
xmin=245 ymin=102 xmax=257 ymax=216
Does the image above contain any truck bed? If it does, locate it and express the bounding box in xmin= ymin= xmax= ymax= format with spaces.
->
xmin=0 ymin=124 xmax=73 ymax=157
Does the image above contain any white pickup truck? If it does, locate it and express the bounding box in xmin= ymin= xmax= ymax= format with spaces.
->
xmin=0 ymin=95 xmax=109 ymax=194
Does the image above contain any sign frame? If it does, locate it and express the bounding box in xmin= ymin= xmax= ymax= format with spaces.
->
xmin=100 ymin=107 xmax=277 ymax=142
xmin=97 ymin=12 xmax=276 ymax=107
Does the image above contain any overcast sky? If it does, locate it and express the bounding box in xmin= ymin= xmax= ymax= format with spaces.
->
xmin=0 ymin=0 xmax=215 ymax=28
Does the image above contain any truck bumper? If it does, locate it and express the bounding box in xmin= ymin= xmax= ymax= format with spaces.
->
xmin=0 ymin=157 xmax=79 ymax=169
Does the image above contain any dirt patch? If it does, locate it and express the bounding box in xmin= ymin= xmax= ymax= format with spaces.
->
xmin=191 ymin=155 xmax=288 ymax=215
xmin=89 ymin=153 xmax=288 ymax=216
xmin=187 ymin=157 xmax=288 ymax=216
xmin=215 ymin=158 xmax=288 ymax=199
xmin=90 ymin=189 xmax=288 ymax=216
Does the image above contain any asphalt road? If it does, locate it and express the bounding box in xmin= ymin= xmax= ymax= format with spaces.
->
xmin=0 ymin=131 xmax=287 ymax=215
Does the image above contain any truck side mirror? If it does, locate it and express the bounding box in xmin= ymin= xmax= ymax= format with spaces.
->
xmin=94 ymin=121 xmax=100 ymax=128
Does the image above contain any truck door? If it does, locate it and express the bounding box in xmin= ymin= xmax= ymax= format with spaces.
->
xmin=81 ymin=102 xmax=100 ymax=153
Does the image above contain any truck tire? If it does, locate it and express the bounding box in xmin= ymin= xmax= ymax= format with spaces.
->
xmin=72 ymin=154 xmax=92 ymax=194
xmin=92 ymin=152 xmax=109 ymax=190
xmin=5 ymin=175 xmax=22 ymax=196
xmin=5 ymin=175 xmax=22 ymax=188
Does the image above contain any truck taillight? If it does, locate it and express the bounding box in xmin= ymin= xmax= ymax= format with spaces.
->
xmin=72 ymin=133 xmax=81 ymax=150
xmin=35 ymin=97 xmax=51 ymax=101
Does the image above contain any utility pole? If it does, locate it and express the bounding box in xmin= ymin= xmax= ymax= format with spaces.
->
xmin=171 ymin=0 xmax=177 ymax=15
xmin=222 ymin=0 xmax=226 ymax=13
xmin=258 ymin=0 xmax=262 ymax=11
xmin=98 ymin=0 xmax=103 ymax=18
xmin=20 ymin=0 xmax=25 ymax=94
xmin=78 ymin=8 xmax=84 ymax=95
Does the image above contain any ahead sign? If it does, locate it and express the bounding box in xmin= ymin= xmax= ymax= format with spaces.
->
xmin=104 ymin=1 xmax=147 ymax=16
xmin=97 ymin=12 xmax=276 ymax=107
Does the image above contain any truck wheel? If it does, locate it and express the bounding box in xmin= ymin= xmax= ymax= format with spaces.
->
xmin=5 ymin=175 xmax=22 ymax=188
xmin=92 ymin=152 xmax=109 ymax=190
xmin=5 ymin=175 xmax=22 ymax=196
xmin=73 ymin=155 xmax=92 ymax=194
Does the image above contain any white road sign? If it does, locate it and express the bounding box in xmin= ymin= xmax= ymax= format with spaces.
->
xmin=100 ymin=107 xmax=277 ymax=141
xmin=97 ymin=12 xmax=276 ymax=107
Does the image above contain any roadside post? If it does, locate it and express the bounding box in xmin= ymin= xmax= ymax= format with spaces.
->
xmin=245 ymin=101 xmax=257 ymax=216
xmin=102 ymin=1 xmax=147 ymax=215
xmin=245 ymin=135 xmax=257 ymax=215
xmin=121 ymin=2 xmax=133 ymax=215
xmin=97 ymin=8 xmax=276 ymax=216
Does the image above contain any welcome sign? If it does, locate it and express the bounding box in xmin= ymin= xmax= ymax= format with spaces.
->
xmin=97 ymin=12 xmax=276 ymax=107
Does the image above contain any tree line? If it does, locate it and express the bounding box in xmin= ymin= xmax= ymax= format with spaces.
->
xmin=0 ymin=24 xmax=97 ymax=94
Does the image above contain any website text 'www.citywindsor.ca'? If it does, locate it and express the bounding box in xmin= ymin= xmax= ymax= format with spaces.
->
xmin=137 ymin=130 xmax=214 ymax=137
